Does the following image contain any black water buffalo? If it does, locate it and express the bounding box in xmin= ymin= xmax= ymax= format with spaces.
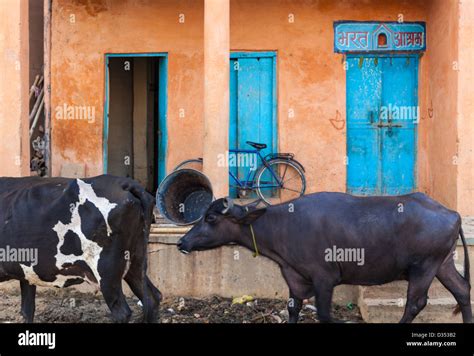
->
xmin=0 ymin=175 xmax=161 ymax=323
xmin=178 ymin=193 xmax=472 ymax=323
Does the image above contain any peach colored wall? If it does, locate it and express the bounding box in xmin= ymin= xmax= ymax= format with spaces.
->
xmin=230 ymin=0 xmax=428 ymax=194
xmin=50 ymin=0 xmax=204 ymax=177
xmin=50 ymin=0 xmax=430 ymax=194
xmin=203 ymin=0 xmax=230 ymax=197
xmin=0 ymin=0 xmax=30 ymax=177
xmin=457 ymin=0 xmax=474 ymax=216
xmin=425 ymin=0 xmax=459 ymax=209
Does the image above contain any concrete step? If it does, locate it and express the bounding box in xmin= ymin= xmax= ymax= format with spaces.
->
xmin=359 ymin=280 xmax=467 ymax=323
xmin=359 ymin=276 xmax=472 ymax=323
xmin=360 ymin=301 xmax=464 ymax=323
xmin=361 ymin=281 xmax=456 ymax=303
xmin=149 ymin=234 xmax=182 ymax=243
xmin=361 ymin=272 xmax=465 ymax=301
xmin=149 ymin=220 xmax=190 ymax=243
xmin=357 ymin=240 xmax=473 ymax=323
xmin=463 ymin=216 xmax=474 ymax=240
xmin=150 ymin=225 xmax=191 ymax=235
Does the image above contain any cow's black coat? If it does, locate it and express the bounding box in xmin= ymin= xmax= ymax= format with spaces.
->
xmin=0 ymin=175 xmax=161 ymax=323
xmin=178 ymin=192 xmax=472 ymax=323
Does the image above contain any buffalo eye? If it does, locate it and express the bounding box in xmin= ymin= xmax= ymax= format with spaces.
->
xmin=205 ymin=214 xmax=217 ymax=224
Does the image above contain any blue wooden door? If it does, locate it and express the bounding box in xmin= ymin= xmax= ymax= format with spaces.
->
xmin=229 ymin=53 xmax=277 ymax=195
xmin=347 ymin=55 xmax=418 ymax=195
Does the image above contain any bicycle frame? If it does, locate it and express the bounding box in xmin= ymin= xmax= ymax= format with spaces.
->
xmin=228 ymin=148 xmax=282 ymax=190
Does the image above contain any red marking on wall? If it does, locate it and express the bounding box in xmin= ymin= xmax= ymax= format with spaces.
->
xmin=329 ymin=110 xmax=345 ymax=130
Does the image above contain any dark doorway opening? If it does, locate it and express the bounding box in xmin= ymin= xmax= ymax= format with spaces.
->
xmin=106 ymin=56 xmax=166 ymax=193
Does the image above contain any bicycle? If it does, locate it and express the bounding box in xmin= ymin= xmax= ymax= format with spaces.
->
xmin=173 ymin=141 xmax=306 ymax=205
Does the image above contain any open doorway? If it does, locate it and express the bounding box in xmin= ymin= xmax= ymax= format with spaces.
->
xmin=104 ymin=54 xmax=167 ymax=193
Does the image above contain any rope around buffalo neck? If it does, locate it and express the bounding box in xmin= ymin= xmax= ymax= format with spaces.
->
xmin=249 ymin=224 xmax=259 ymax=258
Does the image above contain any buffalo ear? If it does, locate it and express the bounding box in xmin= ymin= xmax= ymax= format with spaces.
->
xmin=236 ymin=207 xmax=267 ymax=225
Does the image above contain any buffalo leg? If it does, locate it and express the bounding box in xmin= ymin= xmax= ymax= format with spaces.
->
xmin=280 ymin=266 xmax=312 ymax=324
xmin=314 ymin=284 xmax=334 ymax=323
xmin=400 ymin=267 xmax=436 ymax=323
xmin=287 ymin=292 xmax=303 ymax=324
xmin=20 ymin=280 xmax=36 ymax=323
xmin=124 ymin=264 xmax=160 ymax=322
xmin=436 ymin=260 xmax=472 ymax=323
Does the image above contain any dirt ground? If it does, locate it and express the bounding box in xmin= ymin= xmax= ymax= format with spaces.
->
xmin=0 ymin=289 xmax=363 ymax=323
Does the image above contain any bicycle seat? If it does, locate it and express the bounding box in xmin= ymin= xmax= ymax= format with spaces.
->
xmin=246 ymin=141 xmax=267 ymax=150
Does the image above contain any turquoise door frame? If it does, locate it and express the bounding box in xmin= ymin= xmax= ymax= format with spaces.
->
xmin=103 ymin=53 xmax=168 ymax=185
xmin=229 ymin=51 xmax=277 ymax=196
xmin=346 ymin=53 xmax=419 ymax=195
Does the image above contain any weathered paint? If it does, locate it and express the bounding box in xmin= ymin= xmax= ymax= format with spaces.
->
xmin=424 ymin=0 xmax=459 ymax=211
xmin=229 ymin=51 xmax=277 ymax=157
xmin=334 ymin=21 xmax=426 ymax=53
xmin=43 ymin=0 xmax=471 ymax=213
xmin=49 ymin=0 xmax=204 ymax=178
xmin=347 ymin=55 xmax=418 ymax=195
xmin=457 ymin=0 xmax=474 ymax=216
xmin=346 ymin=56 xmax=381 ymax=195
xmin=229 ymin=52 xmax=277 ymax=195
xmin=380 ymin=56 xmax=418 ymax=195
xmin=0 ymin=0 xmax=473 ymax=314
xmin=203 ymin=0 xmax=230 ymax=197
xmin=158 ymin=56 xmax=168 ymax=183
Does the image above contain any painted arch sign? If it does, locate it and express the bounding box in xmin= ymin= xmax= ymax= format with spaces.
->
xmin=333 ymin=21 xmax=426 ymax=53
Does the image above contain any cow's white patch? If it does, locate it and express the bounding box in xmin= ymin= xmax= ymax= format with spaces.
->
xmin=20 ymin=179 xmax=118 ymax=287
xmin=53 ymin=179 xmax=118 ymax=284
xmin=20 ymin=264 xmax=83 ymax=288
xmin=75 ymin=179 xmax=117 ymax=236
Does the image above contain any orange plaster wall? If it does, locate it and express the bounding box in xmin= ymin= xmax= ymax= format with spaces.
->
xmin=231 ymin=0 xmax=428 ymax=194
xmin=50 ymin=0 xmax=204 ymax=177
xmin=0 ymin=0 xmax=30 ymax=177
xmin=425 ymin=0 xmax=459 ymax=209
xmin=51 ymin=0 xmax=451 ymax=200
xmin=457 ymin=0 xmax=474 ymax=216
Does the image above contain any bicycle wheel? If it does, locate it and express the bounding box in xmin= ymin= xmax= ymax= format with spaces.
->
xmin=173 ymin=158 xmax=203 ymax=172
xmin=255 ymin=158 xmax=306 ymax=205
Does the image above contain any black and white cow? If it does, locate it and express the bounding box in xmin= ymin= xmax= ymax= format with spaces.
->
xmin=0 ymin=175 xmax=161 ymax=323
